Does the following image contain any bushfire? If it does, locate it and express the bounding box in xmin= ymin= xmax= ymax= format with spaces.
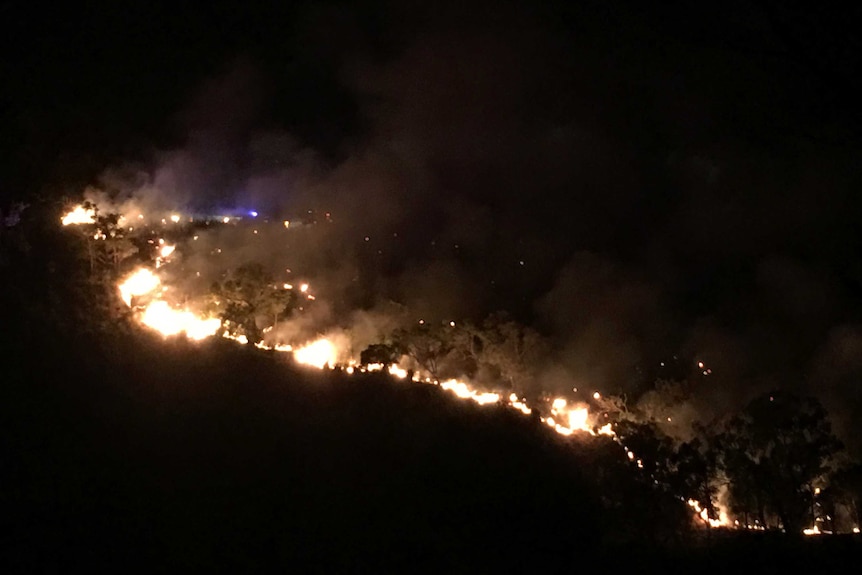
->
xmin=61 ymin=203 xmax=852 ymax=535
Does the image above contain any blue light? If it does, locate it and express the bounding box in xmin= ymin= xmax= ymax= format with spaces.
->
xmin=249 ymin=210 xmax=258 ymax=217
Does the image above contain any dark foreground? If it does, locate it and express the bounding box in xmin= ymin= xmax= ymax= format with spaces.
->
xmin=2 ymin=330 xmax=860 ymax=573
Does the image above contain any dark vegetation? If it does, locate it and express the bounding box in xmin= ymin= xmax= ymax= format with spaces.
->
xmin=2 ymin=201 xmax=862 ymax=572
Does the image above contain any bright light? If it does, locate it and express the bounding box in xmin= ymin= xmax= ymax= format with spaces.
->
xmin=440 ymin=380 xmax=500 ymax=405
xmin=300 ymin=283 xmax=309 ymax=293
xmin=388 ymin=364 xmax=409 ymax=379
xmin=61 ymin=205 xmax=96 ymax=226
xmin=159 ymin=244 xmax=176 ymax=258
xmin=250 ymin=211 xmax=258 ymax=217
xmin=593 ymin=391 xmax=601 ymax=400
xmin=222 ymin=217 xmax=230 ymax=223
xmin=170 ymin=214 xmax=180 ymax=223
xmin=140 ymin=301 xmax=221 ymax=340
xmin=119 ymin=268 xmax=160 ymax=306
xmin=293 ymin=338 xmax=337 ymax=369
xmin=283 ymin=220 xmax=290 ymax=228
xmin=568 ymin=407 xmax=589 ymax=431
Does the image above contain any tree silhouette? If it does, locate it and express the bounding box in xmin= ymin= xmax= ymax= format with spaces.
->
xmin=473 ymin=312 xmax=547 ymax=394
xmin=391 ymin=322 xmax=455 ymax=379
xmin=715 ymin=391 xmax=843 ymax=532
xmin=359 ymin=343 xmax=402 ymax=367
xmin=210 ymin=263 xmax=295 ymax=344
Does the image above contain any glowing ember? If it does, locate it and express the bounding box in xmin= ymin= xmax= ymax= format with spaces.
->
xmin=508 ymin=393 xmax=532 ymax=415
xmin=170 ymin=214 xmax=181 ymax=223
xmin=159 ymin=244 xmax=176 ymax=258
xmin=119 ymin=268 xmax=161 ymax=306
xmin=61 ymin=205 xmax=96 ymax=226
xmin=293 ymin=338 xmax=338 ymax=369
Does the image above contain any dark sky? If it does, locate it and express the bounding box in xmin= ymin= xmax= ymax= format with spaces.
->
xmin=3 ymin=0 xmax=862 ymax=437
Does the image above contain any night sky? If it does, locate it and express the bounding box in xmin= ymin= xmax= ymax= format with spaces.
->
xmin=3 ymin=1 xmax=862 ymax=438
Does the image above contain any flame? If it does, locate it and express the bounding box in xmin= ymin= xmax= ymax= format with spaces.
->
xmin=439 ymin=379 xmax=500 ymax=405
xmin=140 ymin=301 xmax=221 ymax=340
xmin=61 ymin=205 xmax=96 ymax=225
xmin=548 ymin=397 xmax=594 ymax=434
xmin=159 ymin=244 xmax=176 ymax=258
xmin=119 ymin=268 xmax=161 ymax=306
xmin=508 ymin=393 xmax=532 ymax=415
xmin=119 ymin=267 xmax=219 ymax=340
xmin=293 ymin=338 xmax=338 ymax=369
xmin=687 ymin=499 xmax=731 ymax=528
xmin=388 ymin=364 xmax=409 ymax=379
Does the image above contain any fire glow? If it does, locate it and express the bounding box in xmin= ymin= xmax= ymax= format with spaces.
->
xmin=61 ymin=204 xmax=96 ymax=226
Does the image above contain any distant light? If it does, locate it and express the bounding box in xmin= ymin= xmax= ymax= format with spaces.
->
xmin=222 ymin=217 xmax=230 ymax=223
xmin=299 ymin=283 xmax=309 ymax=293
xmin=170 ymin=214 xmax=180 ymax=223
xmin=249 ymin=211 xmax=258 ymax=217
xmin=283 ymin=283 xmax=293 ymax=290
xmin=593 ymin=392 xmax=601 ymax=400
xmin=283 ymin=220 xmax=290 ymax=228
xmin=449 ymin=321 xmax=455 ymax=327
xmin=697 ymin=361 xmax=704 ymax=369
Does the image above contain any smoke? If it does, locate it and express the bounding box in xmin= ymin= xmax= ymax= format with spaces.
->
xmin=76 ymin=1 xmax=862 ymax=450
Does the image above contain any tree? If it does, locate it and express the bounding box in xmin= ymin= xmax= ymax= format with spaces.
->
xmin=714 ymin=391 xmax=843 ymax=533
xmin=473 ymin=312 xmax=547 ymax=394
xmin=210 ymin=263 xmax=296 ymax=344
xmin=359 ymin=343 xmax=402 ymax=367
xmin=391 ymin=323 xmax=456 ymax=379
xmin=827 ymin=463 xmax=862 ymax=532
xmin=672 ymin=433 xmax=721 ymax=526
